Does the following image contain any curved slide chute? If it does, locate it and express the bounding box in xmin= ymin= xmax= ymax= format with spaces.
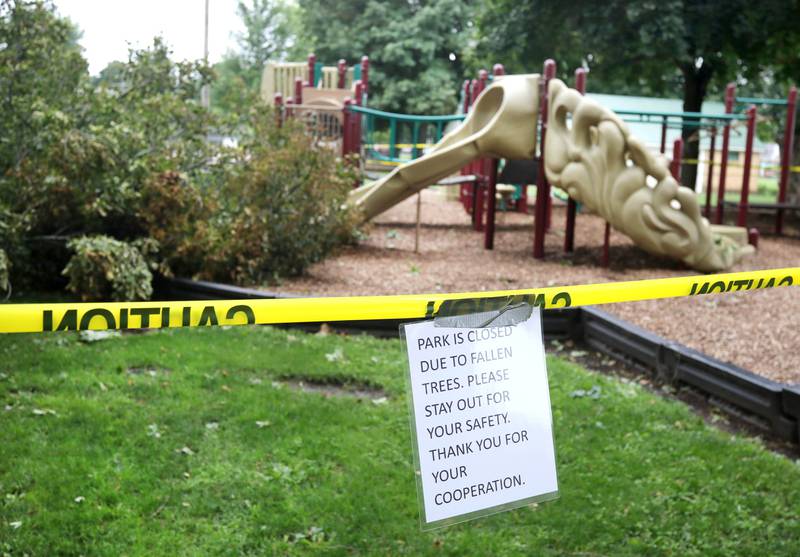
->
xmin=347 ymin=75 xmax=753 ymax=272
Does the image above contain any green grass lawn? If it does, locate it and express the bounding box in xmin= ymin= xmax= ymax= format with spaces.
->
xmin=1 ymin=326 xmax=799 ymax=556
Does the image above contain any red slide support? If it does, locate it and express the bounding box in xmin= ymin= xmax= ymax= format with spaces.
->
xmin=776 ymin=86 xmax=797 ymax=235
xmin=715 ymin=83 xmax=736 ymax=224
xmin=738 ymin=105 xmax=757 ymax=228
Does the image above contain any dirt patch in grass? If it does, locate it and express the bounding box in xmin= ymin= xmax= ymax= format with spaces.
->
xmin=263 ymin=188 xmax=800 ymax=384
xmin=278 ymin=375 xmax=388 ymax=401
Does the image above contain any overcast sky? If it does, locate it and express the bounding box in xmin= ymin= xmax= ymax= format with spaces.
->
xmin=54 ymin=0 xmax=244 ymax=75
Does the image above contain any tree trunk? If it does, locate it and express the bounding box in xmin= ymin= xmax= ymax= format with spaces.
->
xmin=680 ymin=63 xmax=713 ymax=190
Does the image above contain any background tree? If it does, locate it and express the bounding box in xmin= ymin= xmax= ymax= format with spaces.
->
xmin=298 ymin=0 xmax=477 ymax=114
xmin=477 ymin=0 xmax=799 ymax=190
xmin=210 ymin=0 xmax=303 ymax=114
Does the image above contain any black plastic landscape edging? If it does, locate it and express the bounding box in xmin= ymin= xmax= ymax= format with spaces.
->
xmin=155 ymin=277 xmax=800 ymax=445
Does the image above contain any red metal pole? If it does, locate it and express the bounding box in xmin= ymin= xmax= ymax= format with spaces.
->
xmin=360 ymin=56 xmax=369 ymax=96
xmin=462 ymin=80 xmax=471 ymax=113
xmin=337 ymin=59 xmax=347 ymax=89
xmin=353 ymin=81 xmax=364 ymax=155
xmin=601 ymin=222 xmax=610 ymax=267
xmin=342 ymin=98 xmax=352 ymax=157
xmin=484 ymin=159 xmax=500 ymax=249
xmin=469 ymin=78 xmax=481 ymax=226
xmin=473 ymin=70 xmax=490 ymax=232
xmin=660 ymin=116 xmax=667 ymax=154
xmin=307 ymin=53 xmax=316 ymax=87
xmin=459 ymin=80 xmax=473 ymax=213
xmin=671 ymin=137 xmax=683 ymax=180
xmin=533 ymin=59 xmax=556 ymax=258
xmin=704 ymin=127 xmax=716 ymax=218
xmin=738 ymin=105 xmax=757 ymax=228
xmin=274 ymin=92 xmax=283 ymax=128
xmin=294 ymin=77 xmax=303 ymax=105
xmin=492 ymin=63 xmax=505 ymax=77
xmin=777 ymin=86 xmax=797 ymax=235
xmin=716 ymin=83 xmax=735 ymax=224
xmin=565 ymin=68 xmax=586 ymax=253
xmin=477 ymin=69 xmax=488 ymax=97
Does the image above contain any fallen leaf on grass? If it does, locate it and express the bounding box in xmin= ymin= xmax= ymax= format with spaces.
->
xmin=176 ymin=446 xmax=195 ymax=456
xmin=371 ymin=397 xmax=388 ymax=405
xmin=256 ymin=420 xmax=272 ymax=428
xmin=74 ymin=496 xmax=85 ymax=504
xmin=8 ymin=520 xmax=22 ymax=529
xmin=569 ymin=386 xmax=602 ymax=399
xmin=325 ymin=348 xmax=345 ymax=362
xmin=32 ymin=408 xmax=57 ymax=416
xmin=79 ymin=330 xmax=121 ymax=343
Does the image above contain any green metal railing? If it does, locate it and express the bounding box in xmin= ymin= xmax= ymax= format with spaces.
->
xmin=348 ymin=105 xmax=466 ymax=164
xmin=615 ymin=109 xmax=747 ymax=123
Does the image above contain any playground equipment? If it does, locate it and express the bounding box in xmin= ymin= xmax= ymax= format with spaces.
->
xmin=268 ymin=54 xmax=370 ymax=149
xmin=714 ymin=84 xmax=798 ymax=234
xmin=347 ymin=72 xmax=754 ymax=272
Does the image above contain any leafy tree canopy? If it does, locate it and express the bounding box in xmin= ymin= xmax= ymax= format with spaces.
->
xmin=476 ymin=0 xmax=800 ymax=188
xmin=298 ymin=0 xmax=477 ymax=114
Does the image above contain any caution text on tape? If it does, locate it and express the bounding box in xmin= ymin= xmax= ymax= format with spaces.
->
xmin=0 ymin=268 xmax=796 ymax=334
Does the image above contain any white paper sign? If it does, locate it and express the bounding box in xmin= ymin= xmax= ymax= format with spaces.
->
xmin=403 ymin=309 xmax=558 ymax=527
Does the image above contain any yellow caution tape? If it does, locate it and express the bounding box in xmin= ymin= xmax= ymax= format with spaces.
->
xmin=0 ymin=268 xmax=796 ymax=334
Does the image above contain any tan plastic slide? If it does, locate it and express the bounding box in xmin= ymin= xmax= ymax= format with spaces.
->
xmin=348 ymin=75 xmax=753 ymax=272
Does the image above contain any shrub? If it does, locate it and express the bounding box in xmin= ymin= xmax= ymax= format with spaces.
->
xmin=1 ymin=3 xmax=360 ymax=298
xmin=63 ymin=236 xmax=153 ymax=301
xmin=200 ymin=116 xmax=360 ymax=284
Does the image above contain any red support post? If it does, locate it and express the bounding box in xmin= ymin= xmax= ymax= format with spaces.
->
xmin=342 ymin=98 xmax=352 ymax=157
xmin=360 ymin=56 xmax=370 ymax=97
xmin=484 ymin=159 xmax=500 ymax=249
xmin=462 ymin=80 xmax=472 ymax=113
xmin=533 ymin=59 xmax=556 ymax=258
xmin=492 ymin=63 xmax=505 ymax=77
xmin=477 ymin=69 xmax=489 ymax=97
xmin=671 ymin=137 xmax=683 ymax=180
xmin=777 ymin=86 xmax=797 ymax=235
xmin=601 ymin=222 xmax=611 ymax=267
xmin=565 ymin=68 xmax=586 ymax=253
xmin=274 ymin=93 xmax=283 ymax=128
xmin=738 ymin=105 xmax=757 ymax=228
xmin=660 ymin=116 xmax=667 ymax=154
xmin=307 ymin=53 xmax=316 ymax=87
xmin=337 ymin=59 xmax=347 ymax=89
xmin=353 ymin=81 xmax=364 ymax=155
xmin=294 ymin=77 xmax=303 ymax=106
xmin=704 ymin=127 xmax=716 ymax=218
xmin=285 ymin=98 xmax=294 ymax=119
xmin=473 ymin=70 xmax=490 ymax=232
xmin=716 ymin=83 xmax=736 ymax=224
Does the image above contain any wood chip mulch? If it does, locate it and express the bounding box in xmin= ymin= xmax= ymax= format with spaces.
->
xmin=263 ymin=189 xmax=800 ymax=385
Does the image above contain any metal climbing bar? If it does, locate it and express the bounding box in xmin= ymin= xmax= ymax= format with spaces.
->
xmin=735 ymin=97 xmax=789 ymax=106
xmin=348 ymin=104 xmax=466 ymax=123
